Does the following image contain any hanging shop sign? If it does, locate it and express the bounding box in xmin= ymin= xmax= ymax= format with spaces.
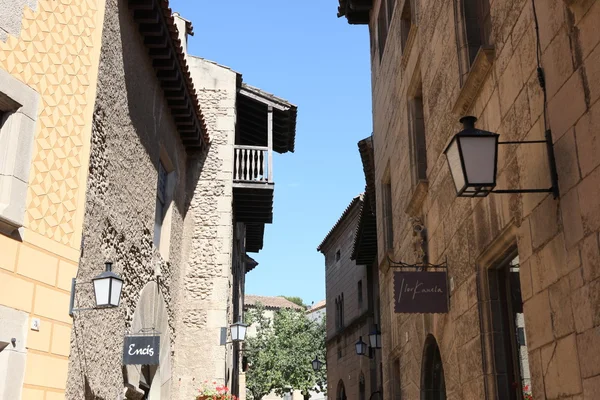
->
xmin=123 ymin=335 xmax=160 ymax=365
xmin=393 ymin=271 xmax=449 ymax=314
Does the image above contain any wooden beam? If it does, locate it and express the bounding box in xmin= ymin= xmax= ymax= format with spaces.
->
xmin=238 ymin=88 xmax=289 ymax=111
xmin=138 ymin=23 xmax=164 ymax=36
xmin=267 ymin=106 xmax=273 ymax=182
xmin=152 ymin=58 xmax=176 ymax=70
xmin=133 ymin=9 xmax=159 ymax=23
xmin=144 ymin=35 xmax=169 ymax=48
xmin=149 ymin=47 xmax=171 ymax=59
xmin=129 ymin=0 xmax=154 ymax=10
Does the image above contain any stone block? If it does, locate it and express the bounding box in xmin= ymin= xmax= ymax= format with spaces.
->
xmin=498 ymin=53 xmax=525 ymax=118
xmin=24 ymin=353 xmax=68 ymax=390
xmin=536 ymin=0 xmax=566 ymax=51
xmin=571 ymin=279 xmax=600 ymax=332
xmin=27 ymin=317 xmax=51 ymax=352
xmin=528 ymin=348 xmax=546 ymax=400
xmin=33 ymin=285 xmax=71 ymax=324
xmin=548 ymin=71 xmax=587 ymax=140
xmin=577 ymin=326 xmax=600 ymax=378
xmin=51 ymin=322 xmax=72 ymax=357
xmin=520 ymin=258 xmax=534 ymax=301
xmin=569 ymin=266 xmax=584 ymax=290
xmin=548 ymin=277 xmax=575 ymax=338
xmin=581 ymin=233 xmax=600 ymax=282
xmin=583 ymin=374 xmax=600 ymax=400
xmin=56 ymin=260 xmax=77 ymax=292
xmin=21 ymin=388 xmax=45 ymax=400
xmin=531 ymin=234 xmax=566 ymax=293
xmin=0 ymin=272 xmax=34 ymax=312
xmin=578 ymin=165 xmax=600 ymax=234
xmin=0 ymin=233 xmax=18 ymax=271
xmin=555 ymin=128 xmax=582 ymax=193
xmin=455 ymin=306 xmax=480 ymax=347
xmin=457 ymin=336 xmax=482 ymax=383
xmin=530 ymin=196 xmax=560 ymax=250
xmin=523 ymin=290 xmax=553 ymax=350
xmin=16 ymin=245 xmax=59 ymax=286
xmin=541 ymin=334 xmax=582 ymax=398
xmin=541 ymin=28 xmax=575 ymax=99
xmin=517 ymin=218 xmax=533 ymax=262
xmin=561 ymin=187 xmax=584 ymax=249
xmin=518 ymin=121 xmax=549 ymax=216
xmin=575 ymin=99 xmax=600 ymax=178
xmin=517 ymin=23 xmax=538 ymax=83
xmin=576 ymin=0 xmax=600 ymax=59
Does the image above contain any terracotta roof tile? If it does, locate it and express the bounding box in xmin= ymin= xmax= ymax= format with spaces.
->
xmin=244 ymin=295 xmax=305 ymax=310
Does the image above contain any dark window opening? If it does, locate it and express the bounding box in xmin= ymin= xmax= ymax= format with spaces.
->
xmin=358 ymin=280 xmax=363 ymax=309
xmin=488 ymin=255 xmax=531 ymax=400
xmin=392 ymin=358 xmax=402 ymax=399
xmin=409 ymin=85 xmax=427 ymax=185
xmin=359 ymin=374 xmax=366 ymax=400
xmin=336 ymin=249 xmax=341 ymax=261
xmin=421 ymin=335 xmax=446 ymax=400
xmin=377 ymin=3 xmax=388 ymax=60
xmin=383 ymin=181 xmax=394 ymax=251
xmin=400 ymin=0 xmax=412 ymax=51
xmin=387 ymin=0 xmax=396 ymax=27
xmin=462 ymin=0 xmax=492 ymax=66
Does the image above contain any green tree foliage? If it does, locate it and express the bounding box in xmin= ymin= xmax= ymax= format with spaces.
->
xmin=280 ymin=296 xmax=306 ymax=308
xmin=245 ymin=304 xmax=326 ymax=400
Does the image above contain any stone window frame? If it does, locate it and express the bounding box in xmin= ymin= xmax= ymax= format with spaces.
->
xmin=381 ymin=165 xmax=394 ymax=253
xmin=475 ymin=224 xmax=530 ymax=399
xmin=153 ymin=148 xmax=177 ymax=261
xmin=0 ymin=68 xmax=40 ymax=237
xmin=0 ymin=306 xmax=29 ymax=400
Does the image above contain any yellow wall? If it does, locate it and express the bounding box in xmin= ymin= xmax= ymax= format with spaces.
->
xmin=0 ymin=0 xmax=105 ymax=397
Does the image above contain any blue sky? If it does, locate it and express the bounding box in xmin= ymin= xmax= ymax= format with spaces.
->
xmin=170 ymin=0 xmax=372 ymax=306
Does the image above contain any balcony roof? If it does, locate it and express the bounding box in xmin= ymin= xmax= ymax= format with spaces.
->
xmin=237 ymin=84 xmax=297 ymax=154
xmin=337 ymin=0 xmax=372 ymax=24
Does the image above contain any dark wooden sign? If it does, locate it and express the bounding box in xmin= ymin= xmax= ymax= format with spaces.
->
xmin=123 ymin=335 xmax=160 ymax=365
xmin=393 ymin=271 xmax=449 ymax=313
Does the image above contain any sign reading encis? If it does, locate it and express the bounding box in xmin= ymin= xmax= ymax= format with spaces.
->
xmin=123 ymin=335 xmax=160 ymax=365
xmin=393 ymin=271 xmax=449 ymax=313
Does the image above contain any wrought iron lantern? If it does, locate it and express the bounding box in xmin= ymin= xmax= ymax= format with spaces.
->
xmin=312 ymin=356 xmax=323 ymax=371
xmin=444 ymin=116 xmax=559 ymax=198
xmin=230 ymin=319 xmax=248 ymax=343
xmin=355 ymin=336 xmax=368 ymax=356
xmin=91 ymin=262 xmax=124 ymax=308
xmin=369 ymin=325 xmax=382 ymax=349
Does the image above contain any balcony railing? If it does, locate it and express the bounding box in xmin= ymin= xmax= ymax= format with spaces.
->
xmin=234 ymin=145 xmax=272 ymax=183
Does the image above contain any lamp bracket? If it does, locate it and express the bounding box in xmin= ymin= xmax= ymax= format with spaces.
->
xmin=494 ymin=129 xmax=559 ymax=199
xmin=387 ymin=255 xmax=447 ymax=271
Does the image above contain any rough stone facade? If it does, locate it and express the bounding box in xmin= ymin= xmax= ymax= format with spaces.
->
xmin=339 ymin=0 xmax=600 ymax=398
xmin=171 ymin=55 xmax=238 ymax=399
xmin=319 ymin=196 xmax=375 ymax=400
xmin=65 ymin=0 xmax=190 ymax=397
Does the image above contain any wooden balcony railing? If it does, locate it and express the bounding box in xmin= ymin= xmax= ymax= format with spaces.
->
xmin=233 ymin=145 xmax=272 ymax=183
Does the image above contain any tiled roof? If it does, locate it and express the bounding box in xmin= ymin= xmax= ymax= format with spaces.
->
xmin=244 ymin=295 xmax=305 ymax=310
xmin=317 ymin=194 xmax=364 ymax=252
xmin=129 ymin=0 xmax=209 ymax=151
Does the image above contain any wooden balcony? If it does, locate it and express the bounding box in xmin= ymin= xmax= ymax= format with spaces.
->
xmin=233 ymin=145 xmax=272 ymax=185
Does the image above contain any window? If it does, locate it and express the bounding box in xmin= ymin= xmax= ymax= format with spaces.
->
xmin=382 ymin=180 xmax=394 ymax=251
xmin=357 ymin=280 xmax=363 ymax=309
xmin=409 ymin=82 xmax=427 ymax=185
xmin=359 ymin=373 xmax=366 ymax=400
xmin=153 ymin=158 xmax=175 ymax=260
xmin=488 ymin=255 xmax=531 ymax=400
xmin=0 ymin=71 xmax=40 ymax=236
xmin=337 ymin=339 xmax=343 ymax=360
xmin=392 ymin=358 xmax=402 ymax=399
xmin=455 ymin=0 xmax=492 ymax=82
xmin=386 ymin=0 xmax=396 ymax=27
xmin=400 ymin=0 xmax=413 ymax=51
xmin=335 ymin=249 xmax=341 ymax=262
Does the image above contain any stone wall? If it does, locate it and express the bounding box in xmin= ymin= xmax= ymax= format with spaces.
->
xmin=367 ymin=0 xmax=600 ymax=398
xmin=172 ymin=56 xmax=237 ymax=399
xmin=65 ymin=0 xmax=189 ymax=397
xmin=321 ymin=198 xmax=373 ymax=400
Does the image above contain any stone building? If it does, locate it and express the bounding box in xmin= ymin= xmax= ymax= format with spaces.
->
xmin=0 ymin=1 xmax=105 ymax=398
xmin=337 ymin=0 xmax=600 ymax=399
xmin=318 ymin=191 xmax=381 ymax=400
xmin=61 ymin=0 xmax=297 ymax=399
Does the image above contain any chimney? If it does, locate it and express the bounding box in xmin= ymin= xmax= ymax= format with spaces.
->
xmin=172 ymin=12 xmax=191 ymax=56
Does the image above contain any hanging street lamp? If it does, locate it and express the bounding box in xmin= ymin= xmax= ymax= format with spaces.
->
xmin=444 ymin=116 xmax=559 ymax=198
xmin=369 ymin=325 xmax=382 ymax=349
xmin=355 ymin=336 xmax=367 ymax=356
xmin=312 ymin=356 xmax=324 ymax=371
xmin=69 ymin=261 xmax=124 ymax=317
xmin=230 ymin=319 xmax=248 ymax=343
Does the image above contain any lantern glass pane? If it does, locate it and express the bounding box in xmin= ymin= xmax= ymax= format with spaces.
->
xmin=93 ymin=277 xmax=110 ymax=306
xmin=238 ymin=324 xmax=247 ymax=341
xmin=445 ymin=138 xmax=465 ymax=193
xmin=231 ymin=324 xmax=240 ymax=341
xmin=110 ymin=278 xmax=122 ymax=307
xmin=459 ymin=136 xmax=497 ymax=185
xmin=369 ymin=333 xmax=376 ymax=348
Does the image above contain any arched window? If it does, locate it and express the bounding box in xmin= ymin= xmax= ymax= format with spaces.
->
xmin=420 ymin=335 xmax=446 ymax=400
xmin=337 ymin=380 xmax=347 ymax=400
xmin=359 ymin=373 xmax=366 ymax=400
xmin=454 ymin=0 xmax=492 ymax=83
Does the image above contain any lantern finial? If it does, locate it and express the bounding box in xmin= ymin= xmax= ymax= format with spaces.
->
xmin=459 ymin=116 xmax=477 ymax=130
